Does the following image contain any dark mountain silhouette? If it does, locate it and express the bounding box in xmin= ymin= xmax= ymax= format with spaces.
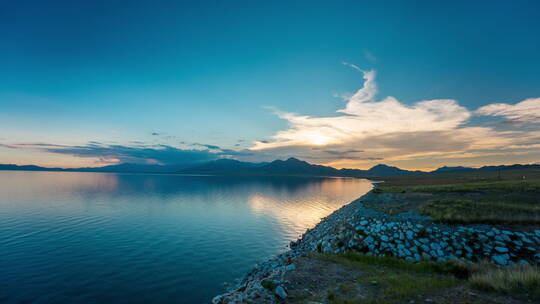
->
xmin=477 ymin=164 xmax=540 ymax=171
xmin=0 ymin=164 xmax=63 ymax=171
xmin=181 ymin=159 xmax=268 ymax=175
xmin=76 ymin=163 xmax=164 ymax=173
xmin=0 ymin=163 xmax=191 ymax=173
xmin=257 ymin=157 xmax=340 ymax=176
xmin=432 ymin=164 xmax=540 ymax=174
xmin=1 ymin=160 xmax=539 ymax=177
xmin=432 ymin=166 xmax=477 ymax=173
xmin=180 ymin=158 xmax=339 ymax=176
xmin=362 ymin=164 xmax=423 ymax=177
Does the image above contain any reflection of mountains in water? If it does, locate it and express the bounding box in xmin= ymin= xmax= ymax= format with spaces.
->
xmin=8 ymin=171 xmax=360 ymax=199
xmin=104 ymin=174 xmax=351 ymax=196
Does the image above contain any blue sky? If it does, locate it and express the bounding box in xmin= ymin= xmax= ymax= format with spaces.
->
xmin=1 ymin=0 xmax=539 ymax=169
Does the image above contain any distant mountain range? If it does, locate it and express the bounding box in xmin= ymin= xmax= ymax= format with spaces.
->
xmin=431 ymin=164 xmax=540 ymax=174
xmin=0 ymin=163 xmax=189 ymax=173
xmin=1 ymin=158 xmax=539 ymax=177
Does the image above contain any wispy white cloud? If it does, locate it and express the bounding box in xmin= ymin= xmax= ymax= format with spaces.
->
xmin=250 ymin=67 xmax=540 ymax=168
xmin=476 ymin=98 xmax=540 ymax=123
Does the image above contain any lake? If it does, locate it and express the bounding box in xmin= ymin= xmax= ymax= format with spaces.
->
xmin=0 ymin=171 xmax=372 ymax=303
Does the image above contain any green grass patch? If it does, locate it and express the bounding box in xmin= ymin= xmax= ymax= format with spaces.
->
xmin=317 ymin=251 xmax=469 ymax=277
xmin=358 ymin=271 xmax=457 ymax=301
xmin=314 ymin=252 xmax=540 ymax=303
xmin=419 ymin=198 xmax=540 ymax=224
xmin=314 ymin=252 xmax=460 ymax=304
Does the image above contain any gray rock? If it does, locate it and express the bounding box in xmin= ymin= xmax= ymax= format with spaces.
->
xmin=406 ymin=230 xmax=414 ymax=240
xmin=496 ymin=234 xmax=510 ymax=242
xmin=494 ymin=246 xmax=508 ymax=253
xmin=492 ymin=254 xmax=510 ymax=265
xmin=521 ymin=236 xmax=533 ymax=244
xmin=419 ymin=238 xmax=430 ymax=244
xmin=212 ymin=295 xmax=222 ymax=304
xmin=275 ymin=285 xmax=287 ymax=299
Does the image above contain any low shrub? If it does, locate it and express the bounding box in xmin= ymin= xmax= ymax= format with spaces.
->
xmin=260 ymin=279 xmax=276 ymax=291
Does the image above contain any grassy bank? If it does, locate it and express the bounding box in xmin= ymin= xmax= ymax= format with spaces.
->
xmin=375 ymin=179 xmax=540 ymax=194
xmin=368 ymin=168 xmax=540 ymax=226
xmin=295 ymin=252 xmax=540 ymax=304
xmin=316 ymin=252 xmax=459 ymax=303
xmin=418 ymin=198 xmax=540 ymax=224
xmin=281 ymin=169 xmax=540 ymax=303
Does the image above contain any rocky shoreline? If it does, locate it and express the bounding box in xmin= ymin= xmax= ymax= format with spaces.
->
xmin=211 ymin=190 xmax=540 ymax=304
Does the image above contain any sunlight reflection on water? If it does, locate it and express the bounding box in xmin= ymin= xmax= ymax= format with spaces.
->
xmin=0 ymin=171 xmax=371 ymax=304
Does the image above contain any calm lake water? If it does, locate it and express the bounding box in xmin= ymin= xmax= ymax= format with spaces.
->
xmin=0 ymin=171 xmax=372 ymax=303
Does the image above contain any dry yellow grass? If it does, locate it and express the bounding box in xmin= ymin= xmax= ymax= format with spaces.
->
xmin=470 ymin=264 xmax=540 ymax=298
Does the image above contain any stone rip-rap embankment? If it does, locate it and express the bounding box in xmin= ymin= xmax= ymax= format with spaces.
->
xmin=211 ymin=191 xmax=540 ymax=304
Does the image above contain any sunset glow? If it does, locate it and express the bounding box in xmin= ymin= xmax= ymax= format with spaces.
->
xmin=1 ymin=1 xmax=539 ymax=170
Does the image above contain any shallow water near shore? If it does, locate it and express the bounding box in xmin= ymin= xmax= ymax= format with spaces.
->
xmin=0 ymin=171 xmax=371 ymax=304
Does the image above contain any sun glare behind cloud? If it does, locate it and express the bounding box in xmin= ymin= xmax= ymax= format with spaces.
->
xmin=250 ymin=66 xmax=540 ymax=170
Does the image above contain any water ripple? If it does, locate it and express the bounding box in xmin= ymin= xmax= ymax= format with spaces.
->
xmin=0 ymin=172 xmax=371 ymax=304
